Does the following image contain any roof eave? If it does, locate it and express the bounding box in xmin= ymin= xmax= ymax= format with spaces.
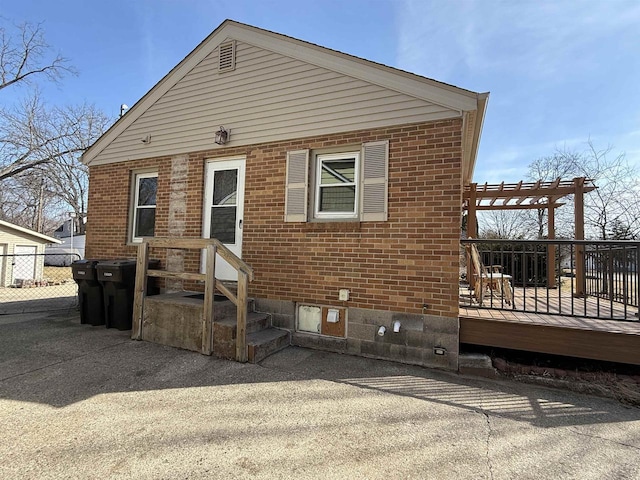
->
xmin=463 ymin=92 xmax=489 ymax=185
xmin=0 ymin=219 xmax=62 ymax=244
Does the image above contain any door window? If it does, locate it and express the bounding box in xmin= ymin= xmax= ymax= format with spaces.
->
xmin=209 ymin=169 xmax=238 ymax=243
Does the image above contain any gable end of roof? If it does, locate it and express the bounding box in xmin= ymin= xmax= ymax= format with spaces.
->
xmin=0 ymin=220 xmax=61 ymax=244
xmin=82 ymin=20 xmax=487 ymax=166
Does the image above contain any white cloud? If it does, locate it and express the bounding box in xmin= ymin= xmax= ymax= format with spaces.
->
xmin=396 ymin=0 xmax=640 ymax=82
xmin=395 ymin=1 xmax=640 ymax=183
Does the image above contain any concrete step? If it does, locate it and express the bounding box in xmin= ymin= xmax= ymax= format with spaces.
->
xmin=214 ymin=311 xmax=271 ymax=334
xmin=247 ymin=328 xmax=291 ymax=364
xmin=156 ymin=291 xmax=247 ymax=319
xmin=213 ymin=312 xmax=271 ymax=360
xmin=458 ymin=353 xmax=497 ymax=379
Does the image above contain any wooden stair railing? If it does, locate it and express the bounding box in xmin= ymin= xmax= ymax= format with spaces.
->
xmin=131 ymin=237 xmax=254 ymax=362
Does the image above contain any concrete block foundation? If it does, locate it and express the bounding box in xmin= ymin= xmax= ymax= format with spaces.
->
xmin=256 ymin=299 xmax=459 ymax=371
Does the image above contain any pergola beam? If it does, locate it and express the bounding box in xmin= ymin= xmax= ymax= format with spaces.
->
xmin=464 ymin=179 xmax=595 ymax=211
xmin=474 ymin=202 xmax=565 ymax=211
xmin=467 ymin=185 xmax=595 ymax=200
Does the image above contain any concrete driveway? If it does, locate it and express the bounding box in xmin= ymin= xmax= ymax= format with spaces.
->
xmin=1 ymin=311 xmax=639 ymax=479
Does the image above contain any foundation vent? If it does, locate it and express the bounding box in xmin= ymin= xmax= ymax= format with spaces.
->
xmin=218 ymin=41 xmax=236 ymax=72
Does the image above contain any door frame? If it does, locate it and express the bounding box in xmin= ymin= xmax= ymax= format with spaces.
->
xmin=201 ymin=156 xmax=246 ymax=280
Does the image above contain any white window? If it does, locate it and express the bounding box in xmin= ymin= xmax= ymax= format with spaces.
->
xmin=285 ymin=140 xmax=389 ymax=223
xmin=314 ymin=152 xmax=359 ymax=219
xmin=131 ymin=172 xmax=157 ymax=243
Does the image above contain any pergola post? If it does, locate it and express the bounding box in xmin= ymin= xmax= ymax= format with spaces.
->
xmin=546 ymin=200 xmax=557 ymax=288
xmin=574 ymin=177 xmax=586 ymax=297
xmin=462 ymin=177 xmax=595 ymax=297
xmin=466 ymin=183 xmax=478 ymax=282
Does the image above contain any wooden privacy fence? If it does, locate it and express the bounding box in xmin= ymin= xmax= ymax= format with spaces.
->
xmin=131 ymin=237 xmax=254 ymax=361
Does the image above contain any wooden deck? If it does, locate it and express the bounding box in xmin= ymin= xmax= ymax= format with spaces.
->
xmin=459 ymin=286 xmax=640 ymax=365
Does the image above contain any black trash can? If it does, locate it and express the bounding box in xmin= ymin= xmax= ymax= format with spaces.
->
xmin=72 ymin=259 xmax=105 ymax=326
xmin=97 ymin=259 xmax=159 ymax=331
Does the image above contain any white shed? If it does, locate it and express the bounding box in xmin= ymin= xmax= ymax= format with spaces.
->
xmin=0 ymin=220 xmax=61 ymax=287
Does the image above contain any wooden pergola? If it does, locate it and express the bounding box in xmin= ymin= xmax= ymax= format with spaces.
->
xmin=463 ymin=177 xmax=596 ymax=293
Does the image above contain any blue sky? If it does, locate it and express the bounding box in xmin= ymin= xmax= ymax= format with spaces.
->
xmin=2 ymin=0 xmax=639 ymax=183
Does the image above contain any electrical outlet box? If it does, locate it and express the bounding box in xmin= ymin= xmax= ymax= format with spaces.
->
xmin=434 ymin=347 xmax=447 ymax=356
xmin=339 ymin=289 xmax=350 ymax=301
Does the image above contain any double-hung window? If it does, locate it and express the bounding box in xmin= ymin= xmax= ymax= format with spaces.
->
xmin=315 ymin=152 xmax=359 ymax=219
xmin=131 ymin=172 xmax=157 ymax=243
xmin=285 ymin=140 xmax=389 ymax=223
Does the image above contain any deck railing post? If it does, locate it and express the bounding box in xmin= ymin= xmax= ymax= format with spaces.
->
xmin=574 ymin=178 xmax=586 ymax=297
xmin=636 ymin=243 xmax=640 ymax=318
xmin=236 ymin=270 xmax=248 ymax=362
xmin=547 ymin=203 xmax=557 ymax=288
xmin=132 ymin=240 xmax=149 ymax=340
xmin=202 ymin=244 xmax=217 ymax=355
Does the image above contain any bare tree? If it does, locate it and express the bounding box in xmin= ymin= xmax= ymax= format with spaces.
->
xmin=41 ymin=104 xmax=111 ymax=234
xmin=0 ymin=96 xmax=111 ymax=231
xmin=0 ymin=20 xmax=73 ymax=91
xmin=526 ymin=150 xmax=580 ymax=238
xmin=0 ymin=18 xmax=105 ymax=234
xmin=0 ymin=171 xmax=59 ymax=232
xmin=478 ymin=209 xmax=531 ymax=239
xmin=526 ymin=142 xmax=640 ymax=240
xmin=0 ymin=93 xmax=95 ymax=181
xmin=574 ymin=141 xmax=640 ymax=240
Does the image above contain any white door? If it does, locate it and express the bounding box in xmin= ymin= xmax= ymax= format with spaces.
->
xmin=13 ymin=245 xmax=37 ymax=283
xmin=202 ymin=158 xmax=245 ymax=281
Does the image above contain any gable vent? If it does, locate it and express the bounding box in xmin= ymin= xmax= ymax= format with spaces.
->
xmin=218 ymin=41 xmax=236 ymax=72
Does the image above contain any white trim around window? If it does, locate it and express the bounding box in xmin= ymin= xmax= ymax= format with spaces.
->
xmin=130 ymin=171 xmax=158 ymax=243
xmin=314 ymin=151 xmax=360 ymax=219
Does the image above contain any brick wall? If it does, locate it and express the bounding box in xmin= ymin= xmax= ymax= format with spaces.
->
xmin=87 ymin=118 xmax=463 ymax=319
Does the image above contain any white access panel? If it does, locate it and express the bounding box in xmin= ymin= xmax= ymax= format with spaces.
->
xmin=297 ymin=305 xmax=321 ymax=333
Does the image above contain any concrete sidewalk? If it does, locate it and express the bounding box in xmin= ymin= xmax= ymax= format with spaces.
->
xmin=1 ymin=311 xmax=639 ymax=479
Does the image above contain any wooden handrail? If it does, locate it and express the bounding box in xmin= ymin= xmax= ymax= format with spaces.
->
xmin=132 ymin=237 xmax=253 ymax=361
xmin=142 ymin=237 xmax=254 ymax=281
xmin=147 ymin=269 xmax=206 ymax=281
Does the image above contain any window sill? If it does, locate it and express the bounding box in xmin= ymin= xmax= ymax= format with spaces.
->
xmin=126 ymin=238 xmax=154 ymax=247
xmin=304 ymin=221 xmax=361 ymax=233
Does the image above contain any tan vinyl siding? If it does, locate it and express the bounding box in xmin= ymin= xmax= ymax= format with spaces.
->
xmin=0 ymin=227 xmax=49 ymax=287
xmin=0 ymin=229 xmax=49 ymax=249
xmin=94 ymin=42 xmax=460 ymax=165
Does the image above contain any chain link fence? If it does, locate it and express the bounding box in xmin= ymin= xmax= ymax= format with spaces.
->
xmin=0 ymin=253 xmax=80 ymax=315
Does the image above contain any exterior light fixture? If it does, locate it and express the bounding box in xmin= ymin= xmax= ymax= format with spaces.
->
xmin=214 ymin=126 xmax=230 ymax=145
xmin=120 ymin=104 xmax=129 ymax=117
